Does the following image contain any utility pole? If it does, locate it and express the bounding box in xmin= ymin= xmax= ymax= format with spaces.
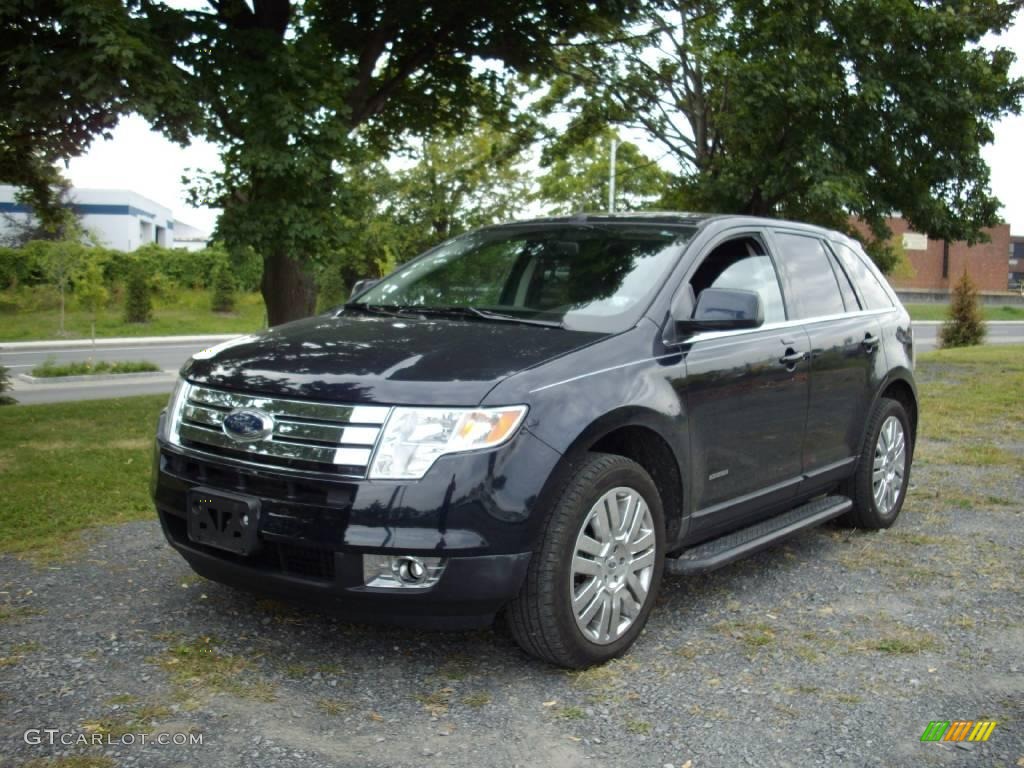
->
xmin=608 ymin=138 xmax=618 ymax=214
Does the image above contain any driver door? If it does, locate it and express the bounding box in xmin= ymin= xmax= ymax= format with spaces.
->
xmin=679 ymin=232 xmax=810 ymax=538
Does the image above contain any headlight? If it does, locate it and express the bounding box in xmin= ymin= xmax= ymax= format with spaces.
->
xmin=368 ymin=405 xmax=527 ymax=480
xmin=160 ymin=377 xmax=190 ymax=445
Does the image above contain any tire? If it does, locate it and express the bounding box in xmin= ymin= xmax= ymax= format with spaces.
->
xmin=506 ymin=453 xmax=666 ymax=668
xmin=841 ymin=397 xmax=912 ymax=529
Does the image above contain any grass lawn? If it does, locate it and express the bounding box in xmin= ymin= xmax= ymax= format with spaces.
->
xmin=0 ymin=395 xmax=165 ymax=559
xmin=0 ymin=289 xmax=266 ymax=342
xmin=904 ymin=302 xmax=1024 ymax=322
xmin=0 ymin=345 xmax=1021 ymax=560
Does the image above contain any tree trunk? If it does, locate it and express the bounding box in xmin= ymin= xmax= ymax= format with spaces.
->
xmin=261 ymin=248 xmax=317 ymax=327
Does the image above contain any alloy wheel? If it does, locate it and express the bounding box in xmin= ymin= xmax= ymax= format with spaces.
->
xmin=872 ymin=415 xmax=906 ymax=517
xmin=570 ymin=486 xmax=657 ymax=645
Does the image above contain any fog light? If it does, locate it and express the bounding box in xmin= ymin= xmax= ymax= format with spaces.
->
xmin=362 ymin=554 xmax=446 ymax=589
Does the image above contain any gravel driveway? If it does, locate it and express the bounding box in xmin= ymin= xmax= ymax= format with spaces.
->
xmin=2 ymin=431 xmax=1022 ymax=767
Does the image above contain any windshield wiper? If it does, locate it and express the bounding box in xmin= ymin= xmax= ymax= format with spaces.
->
xmin=341 ymin=302 xmax=403 ymax=318
xmin=396 ymin=305 xmax=564 ymax=328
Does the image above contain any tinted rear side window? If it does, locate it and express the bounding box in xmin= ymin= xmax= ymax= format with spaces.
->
xmin=772 ymin=232 xmax=845 ymax=319
xmin=833 ymin=243 xmax=894 ymax=310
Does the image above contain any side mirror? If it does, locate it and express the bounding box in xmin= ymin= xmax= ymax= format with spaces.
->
xmin=349 ymin=278 xmax=380 ymax=300
xmin=676 ymin=287 xmax=764 ymax=335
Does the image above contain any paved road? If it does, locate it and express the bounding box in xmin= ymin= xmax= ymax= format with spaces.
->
xmin=1 ymin=337 xmax=230 ymax=405
xmin=3 ymin=323 xmax=1022 ymax=404
xmin=913 ymin=321 xmax=1024 ymax=352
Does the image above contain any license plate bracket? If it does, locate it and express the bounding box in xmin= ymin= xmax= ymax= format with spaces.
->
xmin=186 ymin=487 xmax=261 ymax=556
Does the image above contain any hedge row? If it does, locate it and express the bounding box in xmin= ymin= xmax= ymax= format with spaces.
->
xmin=0 ymin=242 xmax=262 ymax=293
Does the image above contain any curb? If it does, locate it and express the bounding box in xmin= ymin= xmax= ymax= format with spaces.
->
xmin=0 ymin=334 xmax=239 ymax=352
xmin=913 ymin=320 xmax=1024 ymax=327
xmin=18 ymin=370 xmax=177 ymax=385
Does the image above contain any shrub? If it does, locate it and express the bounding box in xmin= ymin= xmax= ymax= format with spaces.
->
xmin=123 ymin=265 xmax=152 ymax=323
xmin=31 ymin=359 xmax=160 ymax=377
xmin=940 ymin=270 xmax=986 ymax=348
xmin=210 ymin=261 xmax=236 ymax=312
xmin=0 ymin=364 xmax=15 ymax=405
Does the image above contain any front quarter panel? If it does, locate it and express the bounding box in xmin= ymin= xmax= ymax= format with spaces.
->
xmin=484 ymin=324 xmax=692 ymax=537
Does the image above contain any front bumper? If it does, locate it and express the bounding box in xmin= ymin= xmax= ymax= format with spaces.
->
xmin=152 ymin=419 xmax=561 ymax=628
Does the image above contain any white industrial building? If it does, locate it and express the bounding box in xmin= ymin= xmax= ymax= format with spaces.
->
xmin=0 ymin=185 xmax=208 ymax=251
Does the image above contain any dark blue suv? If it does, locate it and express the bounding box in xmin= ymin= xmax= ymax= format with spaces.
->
xmin=152 ymin=213 xmax=917 ymax=668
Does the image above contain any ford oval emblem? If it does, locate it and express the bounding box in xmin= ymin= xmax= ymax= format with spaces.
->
xmin=222 ymin=408 xmax=274 ymax=442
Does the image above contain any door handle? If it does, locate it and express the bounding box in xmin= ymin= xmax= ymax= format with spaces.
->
xmin=779 ymin=348 xmax=806 ymax=367
xmin=863 ymin=333 xmax=880 ymax=351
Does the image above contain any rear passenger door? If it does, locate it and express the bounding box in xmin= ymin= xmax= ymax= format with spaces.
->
xmin=769 ymin=230 xmax=880 ymax=489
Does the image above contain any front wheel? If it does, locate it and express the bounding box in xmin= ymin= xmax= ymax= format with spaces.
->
xmin=506 ymin=453 xmax=665 ymax=668
xmin=842 ymin=397 xmax=912 ymax=529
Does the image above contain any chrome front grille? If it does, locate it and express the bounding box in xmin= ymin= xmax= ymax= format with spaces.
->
xmin=172 ymin=383 xmax=389 ymax=477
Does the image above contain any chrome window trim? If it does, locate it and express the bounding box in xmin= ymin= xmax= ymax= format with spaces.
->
xmin=531 ymin=307 xmax=897 ymax=394
xmin=685 ymin=307 xmax=896 ymax=346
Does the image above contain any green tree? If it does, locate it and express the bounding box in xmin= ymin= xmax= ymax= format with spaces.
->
xmin=537 ymin=129 xmax=670 ymax=214
xmin=123 ymin=264 xmax=152 ymax=324
xmin=0 ymin=0 xmax=195 ymax=226
xmin=382 ymin=122 xmax=533 ymax=256
xmin=210 ymin=261 xmax=236 ymax=313
xmin=168 ymin=0 xmax=637 ymax=325
xmin=75 ymin=258 xmax=109 ymax=343
xmin=27 ymin=239 xmax=87 ymax=336
xmin=550 ymin=0 xmax=1023 ymax=271
xmin=940 ymin=269 xmax=986 ymax=348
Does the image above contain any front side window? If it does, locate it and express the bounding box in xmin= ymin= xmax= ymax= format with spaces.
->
xmin=689 ymin=236 xmax=786 ymax=324
xmin=773 ymin=232 xmax=846 ymax=319
xmin=354 ymin=225 xmax=693 ymax=333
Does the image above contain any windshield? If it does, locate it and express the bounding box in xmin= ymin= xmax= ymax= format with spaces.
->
xmin=351 ymin=224 xmax=693 ymax=333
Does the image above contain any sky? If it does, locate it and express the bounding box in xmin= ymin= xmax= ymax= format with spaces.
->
xmin=67 ymin=12 xmax=1024 ymax=238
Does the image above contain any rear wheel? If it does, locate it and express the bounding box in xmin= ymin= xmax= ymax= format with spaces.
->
xmin=506 ymin=453 xmax=665 ymax=668
xmin=842 ymin=397 xmax=912 ymax=529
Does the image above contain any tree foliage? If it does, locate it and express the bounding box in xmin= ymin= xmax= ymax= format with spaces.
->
xmin=537 ymin=128 xmax=671 ymax=214
xmin=165 ymin=0 xmax=639 ymax=324
xmin=940 ymin=269 xmax=986 ymax=347
xmin=384 ymin=122 xmax=532 ymax=255
xmin=0 ymin=0 xmax=195 ymax=227
xmin=550 ymin=0 xmax=1023 ymax=269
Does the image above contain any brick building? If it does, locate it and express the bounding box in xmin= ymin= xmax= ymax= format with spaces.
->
xmin=1011 ymin=236 xmax=1024 ymax=289
xmin=876 ymin=217 xmax=1012 ymax=293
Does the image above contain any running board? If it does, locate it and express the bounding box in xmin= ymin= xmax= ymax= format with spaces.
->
xmin=665 ymin=495 xmax=852 ymax=575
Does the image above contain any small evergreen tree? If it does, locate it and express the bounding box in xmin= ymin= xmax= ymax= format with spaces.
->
xmin=0 ymin=364 xmax=15 ymax=405
xmin=123 ymin=264 xmax=152 ymax=323
xmin=316 ymin=266 xmax=347 ymax=312
xmin=940 ymin=269 xmax=986 ymax=348
xmin=210 ymin=261 xmax=236 ymax=313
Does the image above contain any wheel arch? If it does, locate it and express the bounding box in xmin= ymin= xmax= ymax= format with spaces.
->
xmin=876 ymin=369 xmax=918 ymax=450
xmin=534 ymin=407 xmax=688 ymax=547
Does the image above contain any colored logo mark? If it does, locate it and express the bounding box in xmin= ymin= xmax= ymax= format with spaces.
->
xmin=920 ymin=720 xmax=997 ymax=742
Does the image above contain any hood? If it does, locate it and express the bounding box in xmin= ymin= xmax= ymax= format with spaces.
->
xmin=182 ymin=311 xmax=606 ymax=406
